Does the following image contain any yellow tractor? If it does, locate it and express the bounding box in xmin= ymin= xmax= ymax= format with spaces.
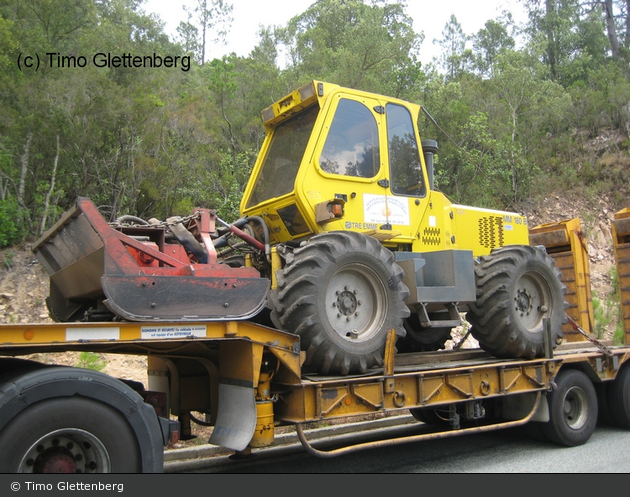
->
xmin=35 ymin=81 xmax=566 ymax=378
xmin=238 ymin=81 xmax=567 ymax=375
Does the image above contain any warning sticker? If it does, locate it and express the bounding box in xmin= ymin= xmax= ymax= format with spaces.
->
xmin=141 ymin=325 xmax=207 ymax=339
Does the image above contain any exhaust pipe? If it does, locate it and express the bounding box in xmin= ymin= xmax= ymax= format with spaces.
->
xmin=422 ymin=139 xmax=439 ymax=191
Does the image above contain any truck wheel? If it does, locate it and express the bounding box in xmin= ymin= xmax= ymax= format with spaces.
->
xmin=0 ymin=361 xmax=165 ymax=473
xmin=607 ymin=364 xmax=630 ymax=429
xmin=540 ymin=369 xmax=598 ymax=447
xmin=467 ymin=245 xmax=566 ymax=359
xmin=0 ymin=397 xmax=141 ymax=473
xmin=409 ymin=407 xmax=451 ymax=426
xmin=270 ymin=231 xmax=410 ymax=375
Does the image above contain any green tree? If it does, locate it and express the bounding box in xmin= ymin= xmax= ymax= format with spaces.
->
xmin=0 ymin=0 xmax=187 ymax=232
xmin=523 ymin=0 xmax=609 ymax=84
xmin=176 ymin=13 xmax=200 ymax=57
xmin=183 ymin=0 xmax=233 ymax=65
xmin=587 ymin=0 xmax=630 ymax=60
xmin=472 ymin=15 xmax=517 ymax=77
xmin=277 ymin=0 xmax=422 ymax=95
xmin=207 ymin=55 xmax=238 ymax=154
xmin=489 ymin=52 xmax=571 ymax=187
xmin=434 ymin=14 xmax=474 ymax=80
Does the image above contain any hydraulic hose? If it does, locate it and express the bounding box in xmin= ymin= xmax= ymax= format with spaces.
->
xmin=215 ymin=217 xmax=265 ymax=251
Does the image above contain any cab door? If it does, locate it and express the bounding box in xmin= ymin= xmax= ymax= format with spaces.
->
xmin=383 ymin=102 xmax=432 ymax=245
xmin=296 ymin=91 xmax=389 ymax=234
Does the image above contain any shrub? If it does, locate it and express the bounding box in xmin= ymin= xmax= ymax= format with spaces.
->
xmin=0 ymin=199 xmax=24 ymax=248
xmin=76 ymin=352 xmax=107 ymax=372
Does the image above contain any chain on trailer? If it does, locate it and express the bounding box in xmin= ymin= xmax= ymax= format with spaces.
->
xmin=564 ymin=314 xmax=614 ymax=357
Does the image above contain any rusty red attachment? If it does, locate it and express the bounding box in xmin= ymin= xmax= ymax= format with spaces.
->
xmin=32 ymin=197 xmax=268 ymax=322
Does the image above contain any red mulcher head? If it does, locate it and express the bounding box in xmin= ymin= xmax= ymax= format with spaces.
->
xmin=32 ymin=197 xmax=268 ymax=322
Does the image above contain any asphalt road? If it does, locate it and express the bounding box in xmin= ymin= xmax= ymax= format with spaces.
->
xmin=166 ymin=416 xmax=630 ymax=473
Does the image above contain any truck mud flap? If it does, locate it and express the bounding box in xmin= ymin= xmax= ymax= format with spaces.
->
xmin=102 ymin=275 xmax=269 ymax=321
xmin=209 ymin=379 xmax=257 ymax=451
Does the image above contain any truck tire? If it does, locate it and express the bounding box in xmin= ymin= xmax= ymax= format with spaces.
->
xmin=607 ymin=363 xmax=630 ymax=429
xmin=0 ymin=397 xmax=141 ymax=473
xmin=409 ymin=407 xmax=451 ymax=426
xmin=270 ymin=231 xmax=410 ymax=375
xmin=540 ymin=369 xmax=598 ymax=446
xmin=0 ymin=361 xmax=165 ymax=473
xmin=466 ymin=245 xmax=566 ymax=359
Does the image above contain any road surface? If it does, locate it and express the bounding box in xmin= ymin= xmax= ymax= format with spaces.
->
xmin=168 ymin=418 xmax=630 ymax=473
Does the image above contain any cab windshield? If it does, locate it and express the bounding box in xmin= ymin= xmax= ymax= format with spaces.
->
xmin=246 ymin=105 xmax=319 ymax=209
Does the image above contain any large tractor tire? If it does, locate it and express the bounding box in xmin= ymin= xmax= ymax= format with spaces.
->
xmin=466 ymin=245 xmax=567 ymax=359
xmin=269 ymin=231 xmax=410 ymax=376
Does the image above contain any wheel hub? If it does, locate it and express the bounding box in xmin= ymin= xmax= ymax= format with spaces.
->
xmin=336 ymin=289 xmax=358 ymax=316
xmin=512 ymin=271 xmax=555 ymax=333
xmin=19 ymin=429 xmax=110 ymax=473
xmin=562 ymin=387 xmax=589 ymax=429
xmin=37 ymin=448 xmax=78 ymax=473
xmin=28 ymin=437 xmax=83 ymax=473
xmin=515 ymin=289 xmax=533 ymax=315
xmin=325 ymin=265 xmax=387 ymax=342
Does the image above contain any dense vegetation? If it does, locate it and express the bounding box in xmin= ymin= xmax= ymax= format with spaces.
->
xmin=1 ymin=0 xmax=630 ymax=247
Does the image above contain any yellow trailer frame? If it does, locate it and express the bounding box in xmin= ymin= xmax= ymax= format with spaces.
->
xmin=1 ymin=319 xmax=629 ymax=455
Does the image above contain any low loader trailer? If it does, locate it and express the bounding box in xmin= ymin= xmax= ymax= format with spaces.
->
xmin=0 ymin=318 xmax=627 ymax=472
xmin=0 ymin=199 xmax=628 ymax=473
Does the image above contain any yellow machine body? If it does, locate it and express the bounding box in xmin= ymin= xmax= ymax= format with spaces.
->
xmin=240 ymin=81 xmax=529 ymax=257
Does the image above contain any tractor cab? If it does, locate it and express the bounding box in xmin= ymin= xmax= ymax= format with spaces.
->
xmin=240 ymin=81 xmax=529 ymax=257
xmin=241 ymin=81 xmax=436 ymax=250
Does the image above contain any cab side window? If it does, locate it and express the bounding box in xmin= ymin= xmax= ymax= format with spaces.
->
xmin=387 ymin=104 xmax=426 ymax=197
xmin=319 ymin=99 xmax=380 ymax=178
